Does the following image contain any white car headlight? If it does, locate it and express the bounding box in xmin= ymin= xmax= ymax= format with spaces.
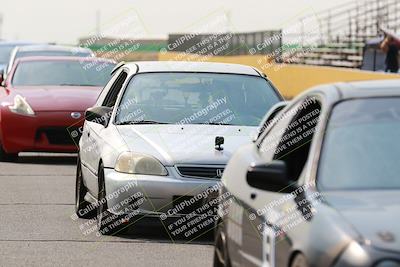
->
xmin=337 ymin=241 xmax=370 ymax=266
xmin=115 ymin=152 xmax=168 ymax=176
xmin=8 ymin=95 xmax=35 ymax=116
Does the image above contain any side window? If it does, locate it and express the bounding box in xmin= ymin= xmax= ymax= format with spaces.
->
xmin=256 ymin=102 xmax=287 ymax=140
xmin=102 ymin=71 xmax=128 ymax=108
xmin=258 ymin=97 xmax=322 ymax=181
xmin=258 ymin=103 xmax=300 ymax=160
xmin=95 ymin=71 xmax=120 ymax=106
xmin=274 ymin=98 xmax=322 ymax=181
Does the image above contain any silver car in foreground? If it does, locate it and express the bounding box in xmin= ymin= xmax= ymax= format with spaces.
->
xmin=214 ymin=80 xmax=400 ymax=267
xmin=75 ymin=61 xmax=283 ymax=236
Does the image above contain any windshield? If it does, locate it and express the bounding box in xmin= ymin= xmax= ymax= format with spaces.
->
xmin=115 ymin=72 xmax=281 ymax=126
xmin=12 ymin=60 xmax=115 ymax=86
xmin=15 ymin=50 xmax=92 ymax=59
xmin=319 ymin=98 xmax=400 ymax=190
xmin=0 ymin=45 xmax=16 ymax=64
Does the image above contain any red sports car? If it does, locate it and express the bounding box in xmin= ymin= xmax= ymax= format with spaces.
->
xmin=0 ymin=56 xmax=116 ymax=161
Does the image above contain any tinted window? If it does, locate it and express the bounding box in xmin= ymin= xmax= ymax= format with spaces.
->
xmin=95 ymin=71 xmax=121 ymax=106
xmin=103 ymin=71 xmax=127 ymax=107
xmin=116 ymin=73 xmax=280 ymax=126
xmin=319 ymin=98 xmax=400 ymax=190
xmin=274 ymin=99 xmax=321 ymax=180
xmin=12 ymin=60 xmax=115 ymax=86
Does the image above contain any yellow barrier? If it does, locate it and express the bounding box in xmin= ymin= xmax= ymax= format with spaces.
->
xmin=158 ymin=52 xmax=400 ymax=98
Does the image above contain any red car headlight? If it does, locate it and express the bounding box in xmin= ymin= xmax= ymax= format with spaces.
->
xmin=8 ymin=95 xmax=35 ymax=116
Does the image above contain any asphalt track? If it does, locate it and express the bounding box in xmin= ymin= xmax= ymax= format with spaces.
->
xmin=0 ymin=153 xmax=213 ymax=266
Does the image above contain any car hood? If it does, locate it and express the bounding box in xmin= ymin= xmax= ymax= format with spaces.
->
xmin=324 ymin=190 xmax=400 ymax=253
xmin=116 ymin=124 xmax=256 ymax=166
xmin=9 ymin=86 xmax=101 ymax=112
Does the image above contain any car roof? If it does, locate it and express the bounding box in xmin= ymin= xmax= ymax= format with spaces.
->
xmin=334 ymin=79 xmax=400 ymax=99
xmin=15 ymin=44 xmax=92 ymax=53
xmin=303 ymin=79 xmax=400 ymax=103
xmin=15 ymin=56 xmax=115 ymax=63
xmin=124 ymin=61 xmax=261 ymax=76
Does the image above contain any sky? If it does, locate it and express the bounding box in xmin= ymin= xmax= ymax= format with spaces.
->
xmin=1 ymin=0 xmax=355 ymax=44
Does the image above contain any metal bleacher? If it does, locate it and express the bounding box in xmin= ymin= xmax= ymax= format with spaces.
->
xmin=282 ymin=0 xmax=400 ymax=68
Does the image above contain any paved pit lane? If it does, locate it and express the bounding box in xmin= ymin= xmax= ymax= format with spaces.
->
xmin=0 ymin=153 xmax=213 ymax=266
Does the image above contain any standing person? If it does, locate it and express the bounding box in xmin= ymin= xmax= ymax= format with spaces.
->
xmin=380 ymin=35 xmax=400 ymax=73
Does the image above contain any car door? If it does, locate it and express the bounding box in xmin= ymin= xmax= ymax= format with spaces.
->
xmin=220 ymin=101 xmax=289 ymax=266
xmin=240 ymin=96 xmax=324 ymax=267
xmin=80 ymin=70 xmax=119 ymax=193
xmin=238 ymin=102 xmax=300 ymax=267
xmin=80 ymin=69 xmax=128 ymax=195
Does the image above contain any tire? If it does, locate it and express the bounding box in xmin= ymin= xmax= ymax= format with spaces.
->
xmin=96 ymin=163 xmax=124 ymax=236
xmin=75 ymin=157 xmax=96 ymax=219
xmin=0 ymin=143 xmax=18 ymax=162
xmin=291 ymin=253 xmax=310 ymax=267
xmin=213 ymin=222 xmax=231 ymax=267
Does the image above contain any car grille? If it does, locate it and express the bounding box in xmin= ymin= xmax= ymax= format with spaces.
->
xmin=176 ymin=166 xmax=225 ymax=179
xmin=37 ymin=127 xmax=81 ymax=145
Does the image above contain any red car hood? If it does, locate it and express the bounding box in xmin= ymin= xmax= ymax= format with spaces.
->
xmin=9 ymin=86 xmax=101 ymax=112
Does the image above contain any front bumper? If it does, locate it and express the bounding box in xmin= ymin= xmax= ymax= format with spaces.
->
xmin=104 ymin=167 xmax=220 ymax=217
xmin=0 ymin=109 xmax=84 ymax=153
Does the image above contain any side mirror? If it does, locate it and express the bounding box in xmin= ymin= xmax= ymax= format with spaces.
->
xmin=254 ymin=101 xmax=288 ymax=142
xmin=85 ymin=106 xmax=113 ymax=127
xmin=246 ymin=160 xmax=293 ymax=192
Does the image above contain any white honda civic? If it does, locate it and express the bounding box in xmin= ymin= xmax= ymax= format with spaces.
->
xmin=75 ymin=61 xmax=283 ymax=235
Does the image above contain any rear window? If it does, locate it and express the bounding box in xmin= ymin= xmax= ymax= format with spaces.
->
xmin=12 ymin=60 xmax=115 ymax=87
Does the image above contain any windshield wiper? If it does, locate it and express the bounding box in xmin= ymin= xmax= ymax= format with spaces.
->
xmin=116 ymin=120 xmax=170 ymax=125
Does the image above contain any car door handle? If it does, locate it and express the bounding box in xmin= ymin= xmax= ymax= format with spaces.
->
xmin=87 ymin=131 xmax=90 ymax=137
